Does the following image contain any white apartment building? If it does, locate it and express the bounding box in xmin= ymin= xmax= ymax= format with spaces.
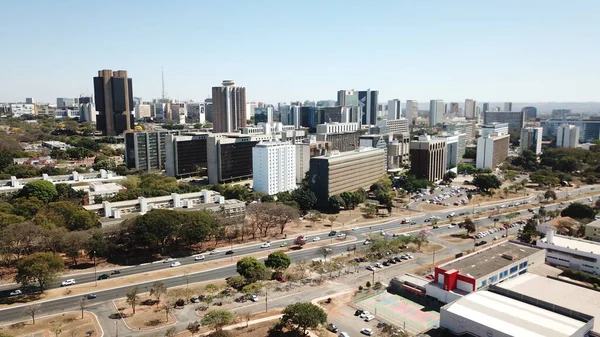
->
xmin=316 ymin=122 xmax=359 ymax=134
xmin=520 ymin=127 xmax=543 ymax=154
xmin=476 ymin=133 xmax=510 ymax=169
xmin=464 ymin=99 xmax=476 ymax=119
xmin=557 ymin=124 xmax=580 ymax=148
xmin=405 ymin=100 xmax=418 ymax=125
xmin=10 ymin=103 xmax=35 ymax=117
xmin=252 ymin=141 xmax=296 ymax=195
xmin=387 ymin=99 xmax=401 ymax=120
xmin=480 ymin=123 xmax=509 ymax=137
xmin=538 ymin=230 xmax=600 ymax=276
xmin=429 ymin=100 xmax=444 ymax=126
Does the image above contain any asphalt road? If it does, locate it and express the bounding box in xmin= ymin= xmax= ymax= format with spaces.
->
xmin=0 ymin=186 xmax=597 ymax=323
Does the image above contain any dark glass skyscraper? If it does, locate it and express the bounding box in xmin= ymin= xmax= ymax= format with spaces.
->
xmin=358 ymin=89 xmax=378 ymax=126
xmin=93 ymin=69 xmax=134 ymax=136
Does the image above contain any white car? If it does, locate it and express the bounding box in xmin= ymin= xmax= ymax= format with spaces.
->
xmin=209 ymin=250 xmax=221 ymax=255
xmin=61 ymin=279 xmax=76 ymax=286
xmin=364 ymin=315 xmax=375 ymax=322
xmin=164 ymin=258 xmax=175 ymax=263
xmin=9 ymin=290 xmax=22 ymax=296
xmin=339 ymin=333 xmax=350 ymax=337
xmin=447 ymin=224 xmax=455 ymax=228
xmin=260 ymin=242 xmax=271 ymax=248
xmin=312 ymin=237 xmax=321 ymax=242
xmin=351 ymin=227 xmax=359 ymax=231
xmin=170 ymin=261 xmax=181 ymax=267
xmin=250 ymin=294 xmax=258 ymax=302
xmin=380 ymin=231 xmax=386 ymax=236
xmin=359 ymin=311 xmax=371 ymax=318
xmin=337 ymin=233 xmax=346 ymax=238
xmin=375 ymin=262 xmax=383 ymax=268
xmin=363 ymin=240 xmax=372 ymax=245
xmin=361 ymin=328 xmax=373 ymax=335
xmin=194 ymin=254 xmax=205 ymax=261
xmin=366 ymin=265 xmax=375 ymax=271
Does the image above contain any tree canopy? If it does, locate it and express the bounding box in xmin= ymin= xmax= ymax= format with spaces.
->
xmin=472 ymin=174 xmax=502 ymax=194
xmin=19 ymin=180 xmax=58 ymax=203
xmin=236 ymin=257 xmax=268 ymax=282
xmin=561 ymin=202 xmax=595 ymax=220
xmin=264 ymin=251 xmax=291 ymax=270
xmin=282 ymin=302 xmax=327 ymax=333
xmin=15 ymin=252 xmax=64 ymax=292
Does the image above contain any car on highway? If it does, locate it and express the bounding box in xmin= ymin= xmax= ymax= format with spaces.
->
xmin=312 ymin=237 xmax=321 ymax=242
xmin=260 ymin=242 xmax=271 ymax=248
xmin=61 ymin=279 xmax=76 ymax=286
xmin=337 ymin=233 xmax=346 ymax=238
xmin=170 ymin=261 xmax=181 ymax=267
xmin=364 ymin=315 xmax=375 ymax=322
xmin=361 ymin=328 xmax=373 ymax=335
xmin=194 ymin=254 xmax=205 ymax=261
xmin=328 ymin=231 xmax=337 ymax=236
xmin=86 ymin=293 xmax=97 ymax=299
xmin=363 ymin=240 xmax=372 ymax=245
xmin=380 ymin=230 xmax=386 ymax=236
xmin=225 ymin=250 xmax=234 ymax=255
xmin=9 ymin=290 xmax=22 ymax=296
xmin=164 ymin=258 xmax=175 ymax=263
xmin=98 ymin=274 xmax=110 ymax=280
xmin=339 ymin=332 xmax=350 ymax=337
xmin=351 ymin=227 xmax=359 ymax=231
xmin=447 ymin=224 xmax=455 ymax=228
xmin=111 ymin=270 xmax=121 ymax=275
xmin=250 ymin=294 xmax=258 ymax=302
xmin=210 ymin=250 xmax=221 ymax=255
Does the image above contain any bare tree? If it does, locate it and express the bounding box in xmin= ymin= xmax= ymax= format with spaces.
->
xmin=79 ymin=298 xmax=87 ymax=319
xmin=23 ymin=303 xmax=41 ymax=324
xmin=187 ymin=321 xmax=201 ymax=337
xmin=51 ymin=323 xmax=62 ymax=337
xmin=126 ymin=286 xmax=140 ymax=314
xmin=162 ymin=302 xmax=173 ymax=322
xmin=150 ymin=281 xmax=167 ymax=307
xmin=164 ymin=327 xmax=177 ymax=337
xmin=318 ymin=246 xmax=333 ymax=261
xmin=243 ymin=311 xmax=252 ymax=327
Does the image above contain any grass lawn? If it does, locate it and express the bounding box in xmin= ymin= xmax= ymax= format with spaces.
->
xmin=114 ymin=294 xmax=177 ymax=330
xmin=0 ymin=312 xmax=100 ymax=337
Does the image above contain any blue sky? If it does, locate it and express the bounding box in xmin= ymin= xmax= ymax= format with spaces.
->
xmin=2 ymin=0 xmax=599 ymax=104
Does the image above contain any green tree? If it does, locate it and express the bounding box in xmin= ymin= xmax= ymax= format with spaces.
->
xmin=150 ymin=281 xmax=167 ymax=307
xmin=442 ymin=171 xmax=457 ymax=184
xmin=544 ymin=190 xmax=557 ymax=201
xmin=18 ymin=180 xmax=58 ymax=203
xmin=472 ymin=174 xmax=502 ymax=194
xmin=328 ymin=195 xmax=345 ymax=213
xmin=282 ymin=302 xmax=327 ymax=334
xmin=178 ymin=211 xmax=215 ymax=247
xmin=126 ymin=286 xmax=140 ymax=314
xmin=11 ymin=197 xmax=45 ymax=219
xmin=290 ymin=187 xmax=317 ymax=211
xmin=16 ymin=252 xmax=64 ymax=292
xmin=264 ymin=251 xmax=291 ymax=270
xmin=561 ymin=202 xmax=595 ymax=220
xmin=200 ymin=309 xmax=235 ymax=333
xmin=519 ymin=219 xmax=538 ymax=243
xmin=236 ymin=257 xmax=268 ymax=282
xmin=463 ymin=218 xmax=476 ymax=235
xmin=339 ymin=192 xmax=357 ymax=210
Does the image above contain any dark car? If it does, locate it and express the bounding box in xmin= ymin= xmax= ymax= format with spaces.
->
xmin=388 ymin=258 xmax=397 ymax=264
xmin=432 ymin=225 xmax=439 ymax=229
xmin=328 ymin=231 xmax=337 ymax=236
xmin=221 ymin=289 xmax=232 ymax=296
xmin=111 ymin=270 xmax=121 ymax=275
xmin=86 ymin=294 xmax=97 ymax=299
xmin=328 ymin=323 xmax=339 ymax=333
xmin=225 ymin=250 xmax=234 ymax=255
xmin=382 ymin=261 xmax=390 ymax=266
xmin=97 ymin=274 xmax=110 ymax=280
xmin=377 ymin=322 xmax=388 ymax=328
xmin=355 ymin=309 xmax=364 ymax=316
xmin=393 ymin=256 xmax=402 ymax=262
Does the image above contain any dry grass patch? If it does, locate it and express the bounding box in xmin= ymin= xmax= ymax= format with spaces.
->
xmin=420 ymin=243 xmax=445 ymax=255
xmin=438 ymin=233 xmax=472 ymax=244
xmin=115 ymin=294 xmax=176 ymax=331
xmin=0 ymin=312 xmax=99 ymax=337
xmin=419 ymin=203 xmax=447 ymax=212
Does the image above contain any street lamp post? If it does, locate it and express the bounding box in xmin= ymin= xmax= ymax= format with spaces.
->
xmin=372 ymin=269 xmax=375 ymax=285
xmin=265 ymin=286 xmax=268 ymax=313
xmin=93 ymin=250 xmax=97 ymax=287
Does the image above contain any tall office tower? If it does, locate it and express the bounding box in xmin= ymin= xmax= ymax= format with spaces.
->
xmin=482 ymin=103 xmax=490 ymax=113
xmin=316 ymin=100 xmax=336 ymax=107
xmin=300 ymin=106 xmax=318 ymax=128
xmin=337 ymin=90 xmax=359 ymax=106
xmin=465 ymin=99 xmax=477 ymax=119
xmin=410 ymin=135 xmax=447 ymax=182
xmin=25 ymin=97 xmax=34 ymax=104
xmin=254 ymin=107 xmax=273 ymax=124
xmin=279 ymin=105 xmax=291 ymax=125
xmin=476 ymin=134 xmax=510 ymax=169
xmin=504 ymin=102 xmax=513 ymax=112
xmin=556 ymin=124 xmax=580 ymax=148
xmin=552 ymin=109 xmax=572 ymax=119
xmin=387 ymin=99 xmax=401 ymax=120
xmin=246 ymin=101 xmax=259 ymax=119
xmin=212 ymin=80 xmax=246 ymax=133
xmin=133 ymin=97 xmax=142 ymax=107
xmin=359 ymin=89 xmax=378 ymax=126
xmin=252 ymin=141 xmax=296 ymax=195
xmin=449 ymin=102 xmax=460 ymax=116
xmin=405 ymin=100 xmax=418 ymax=125
xmin=522 ymin=106 xmax=537 ymax=120
xmin=57 ymin=97 xmax=75 ymax=108
xmin=289 ymin=106 xmax=300 ymax=128
xmin=204 ymin=98 xmax=213 ymax=122
xmin=79 ymin=103 xmax=97 ymax=123
xmin=93 ymin=69 xmax=134 ymax=136
xmin=429 ymin=100 xmax=444 ymax=126
xmin=520 ymin=127 xmax=543 ymax=154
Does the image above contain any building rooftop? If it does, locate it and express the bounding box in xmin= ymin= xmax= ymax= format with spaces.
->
xmin=585 ymin=219 xmax=600 ymax=229
xmin=443 ymin=290 xmax=589 ymax=337
xmin=541 ymin=234 xmax=600 ymax=255
xmin=312 ymin=147 xmax=384 ymax=162
xmin=496 ymin=273 xmax=600 ymax=333
xmin=439 ymin=241 xmax=542 ymax=279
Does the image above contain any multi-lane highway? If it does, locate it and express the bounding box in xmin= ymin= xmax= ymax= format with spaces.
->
xmin=0 ymin=185 xmax=597 ymax=323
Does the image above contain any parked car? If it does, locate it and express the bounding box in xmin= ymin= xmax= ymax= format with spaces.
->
xmin=61 ymin=279 xmax=76 ymax=286
xmin=328 ymin=323 xmax=339 ymax=333
xmin=382 ymin=261 xmax=390 ymax=266
xmin=250 ymin=294 xmax=258 ymax=302
xmin=354 ymin=309 xmax=364 ymax=316
xmin=190 ymin=296 xmax=200 ymax=303
xmin=364 ymin=315 xmax=375 ymax=322
xmin=361 ymin=328 xmax=373 ymax=335
xmin=366 ymin=265 xmax=375 ymax=271
xmin=359 ymin=311 xmax=371 ymax=318
xmin=9 ymin=290 xmax=22 ymax=296
xmin=111 ymin=270 xmax=121 ymax=275
xmin=375 ymin=262 xmax=383 ymax=268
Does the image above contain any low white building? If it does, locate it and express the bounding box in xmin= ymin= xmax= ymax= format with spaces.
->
xmin=72 ymin=182 xmax=126 ymax=204
xmin=10 ymin=103 xmax=35 ymax=117
xmin=252 ymin=141 xmax=296 ymax=195
xmin=316 ymin=122 xmax=359 ymax=134
xmin=537 ymin=230 xmax=600 ymax=276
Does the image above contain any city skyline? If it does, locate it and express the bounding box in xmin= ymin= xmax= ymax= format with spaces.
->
xmin=1 ymin=0 xmax=599 ymax=103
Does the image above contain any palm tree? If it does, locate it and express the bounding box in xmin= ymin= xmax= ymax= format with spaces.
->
xmin=126 ymin=286 xmax=140 ymax=314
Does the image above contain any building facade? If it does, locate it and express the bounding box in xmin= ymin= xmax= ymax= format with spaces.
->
xmin=316 ymin=122 xmax=359 ymax=134
xmin=476 ymin=134 xmax=510 ymax=169
xmin=480 ymin=122 xmax=509 ymax=137
xmin=309 ymin=147 xmax=386 ymax=204
xmin=295 ymin=140 xmax=331 ymax=184
xmin=464 ymin=99 xmax=476 ymax=119
xmin=520 ymin=127 xmax=543 ymax=154
xmin=538 ymin=230 xmax=600 ymax=276
xmin=254 ymin=106 xmax=273 ymax=124
xmin=405 ymin=100 xmax=418 ymax=125
xmin=165 ymin=133 xmax=209 ymax=178
xmin=359 ymin=89 xmax=378 ymax=126
xmin=252 ymin=141 xmax=296 ymax=195
xmin=522 ymin=106 xmax=537 ymax=120
xmin=93 ymin=69 xmax=134 ymax=136
xmin=542 ymin=119 xmax=600 ymax=143
xmin=557 ymin=124 xmax=580 ymax=148
xmin=504 ymin=102 xmax=513 ymax=111
xmin=429 ymin=100 xmax=445 ymax=126
xmin=410 ymin=135 xmax=447 ymax=182
xmin=483 ymin=111 xmax=525 ymax=131
xmin=387 ymin=99 xmax=401 ymax=120
xmin=10 ymin=103 xmax=35 ymax=117
xmin=315 ymin=130 xmax=364 ymax=152
xmin=212 ymin=80 xmax=246 ymax=133
xmin=387 ymin=133 xmax=411 ymax=170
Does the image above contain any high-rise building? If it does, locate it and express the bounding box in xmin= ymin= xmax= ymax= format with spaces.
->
xmin=522 ymin=106 xmax=537 ymax=120
xmin=482 ymin=103 xmax=490 ymax=114
xmin=481 ymin=123 xmax=509 ymax=137
xmin=134 ymin=104 xmax=151 ymax=120
xmin=295 ymin=141 xmax=332 ymax=184
xmin=337 ymin=90 xmax=359 ymax=106
xmin=246 ymin=101 xmax=259 ymax=119
xmin=388 ymin=99 xmax=401 ymax=120
xmin=429 ymin=100 xmax=444 ymax=126
xmin=556 ymin=124 xmax=580 ymax=148
xmin=476 ymin=134 xmax=510 ymax=169
xmin=254 ymin=107 xmax=273 ymax=124
xmin=317 ymin=100 xmax=336 ymax=107
xmin=387 ymin=133 xmax=411 ymax=170
xmin=449 ymin=102 xmax=460 ymax=116
xmin=309 ymin=147 xmax=386 ymax=205
xmin=410 ymin=135 xmax=447 ymax=182
xmin=552 ymin=109 xmax=572 ymax=119
xmin=25 ymin=97 xmax=34 ymax=104
xmin=252 ymin=141 xmax=296 ymax=195
xmin=93 ymin=69 xmax=134 ymax=136
xmin=204 ymin=98 xmax=213 ymax=122
xmin=300 ymin=106 xmax=318 ymax=128
xmin=133 ymin=97 xmax=142 ymax=107
xmin=165 ymin=133 xmax=209 ymax=178
xmin=504 ymin=102 xmax=513 ymax=112
xmin=405 ymin=100 xmax=418 ymax=125
xmin=125 ymin=129 xmax=200 ymax=171
xmin=359 ymin=89 xmax=378 ymax=126
xmin=57 ymin=97 xmax=75 ymax=108
xmin=79 ymin=103 xmax=97 ymax=123
xmin=520 ymin=127 xmax=543 ymax=154
xmin=212 ymin=80 xmax=246 ymax=133
xmin=289 ymin=106 xmax=300 ymax=128
xmin=465 ymin=99 xmax=476 ymax=119
xmin=483 ymin=111 xmax=525 ymax=132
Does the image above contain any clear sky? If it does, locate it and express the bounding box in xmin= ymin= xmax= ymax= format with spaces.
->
xmin=2 ymin=0 xmax=599 ymax=104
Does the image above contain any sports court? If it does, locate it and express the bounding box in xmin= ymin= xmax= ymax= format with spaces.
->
xmin=355 ymin=291 xmax=440 ymax=333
